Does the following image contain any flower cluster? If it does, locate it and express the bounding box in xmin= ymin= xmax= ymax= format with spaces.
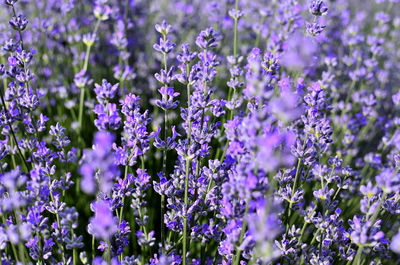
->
xmin=0 ymin=0 xmax=400 ymax=264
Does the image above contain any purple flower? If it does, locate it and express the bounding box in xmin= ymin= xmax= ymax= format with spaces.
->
xmin=80 ymin=132 xmax=119 ymax=194
xmin=89 ymin=200 xmax=118 ymax=240
xmin=9 ymin=15 xmax=28 ymax=31
xmin=49 ymin=122 xmax=70 ymax=150
xmin=376 ymin=169 xmax=400 ymax=193
xmin=177 ymin=43 xmax=197 ymax=64
xmin=155 ymin=20 xmax=172 ymax=36
xmin=93 ymin=103 xmax=122 ymax=131
xmin=93 ymin=4 xmax=112 ymax=21
xmin=306 ymin=22 xmax=326 ymax=36
xmin=94 ymin=79 xmax=119 ymax=104
xmin=4 ymin=0 xmax=18 ymax=6
xmin=153 ymin=38 xmax=176 ymax=54
xmin=348 ymin=216 xmax=385 ymax=246
xmin=26 ymin=235 xmax=54 ymax=260
xmin=391 ymin=229 xmax=400 ymax=254
xmin=196 ymin=28 xmax=220 ymax=49
xmin=309 ymin=0 xmax=328 ymax=16
xmin=155 ymin=86 xmax=180 ymax=110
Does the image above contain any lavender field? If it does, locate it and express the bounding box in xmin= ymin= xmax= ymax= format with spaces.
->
xmin=0 ymin=0 xmax=400 ymax=264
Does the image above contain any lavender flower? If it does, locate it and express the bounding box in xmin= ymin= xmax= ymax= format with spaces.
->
xmin=80 ymin=132 xmax=119 ymax=194
xmin=0 ymin=0 xmax=399 ymax=264
xmin=89 ymin=200 xmax=118 ymax=240
xmin=309 ymin=0 xmax=328 ymax=16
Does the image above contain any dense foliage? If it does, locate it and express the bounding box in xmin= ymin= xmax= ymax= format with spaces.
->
xmin=0 ymin=0 xmax=400 ymax=264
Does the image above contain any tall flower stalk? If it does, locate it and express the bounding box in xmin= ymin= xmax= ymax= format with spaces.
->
xmin=153 ymin=20 xmax=176 ymax=250
xmin=77 ymin=3 xmax=111 ymax=156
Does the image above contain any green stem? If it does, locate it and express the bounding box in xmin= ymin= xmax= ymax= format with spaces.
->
xmin=233 ymin=199 xmax=250 ymax=265
xmin=83 ymin=19 xmax=101 ymax=72
xmin=287 ymin=158 xmax=302 ymax=224
xmin=160 ymin=33 xmax=169 ymax=251
xmin=78 ymin=18 xmax=101 ymax=151
xmin=78 ymin=83 xmax=86 ymax=135
xmin=286 ymin=134 xmax=308 ymax=231
xmin=310 ymin=228 xmax=321 ymax=246
xmin=186 ymin=64 xmax=191 ymax=111
xmin=92 ymin=235 xmax=95 ymax=262
xmin=73 ymin=248 xmax=77 ymax=265
xmin=119 ymin=164 xmax=129 ymax=223
xmin=233 ymin=0 xmax=239 ymax=58
xmin=297 ymin=206 xmax=316 ymax=246
xmin=182 ymin=61 xmax=194 ymax=265
xmin=106 ymin=238 xmax=112 ymax=265
xmin=182 ymin=157 xmax=191 ymax=265
xmin=14 ymin=210 xmax=27 ymax=264
xmin=352 ymin=246 xmax=364 ymax=265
